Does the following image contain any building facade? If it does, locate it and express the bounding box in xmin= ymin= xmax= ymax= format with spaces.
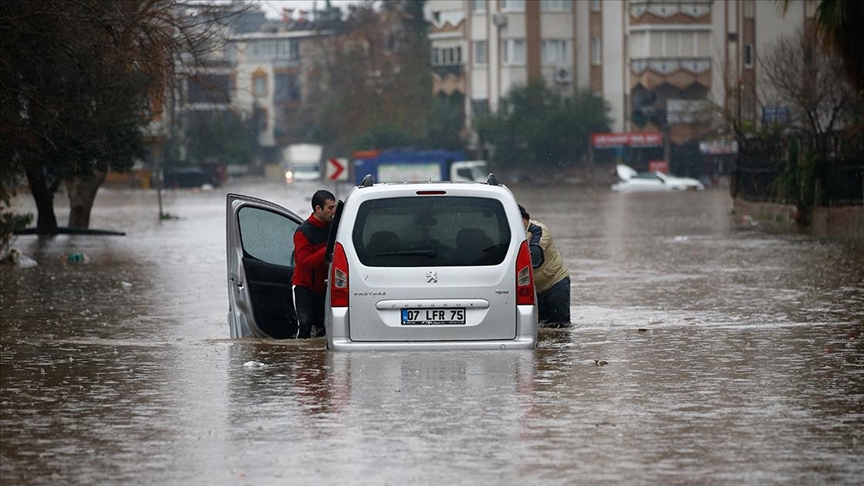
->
xmin=167 ymin=3 xmax=336 ymax=169
xmin=425 ymin=0 xmax=817 ymax=165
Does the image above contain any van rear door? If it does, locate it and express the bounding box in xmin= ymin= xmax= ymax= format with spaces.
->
xmin=345 ymin=194 xmax=518 ymax=342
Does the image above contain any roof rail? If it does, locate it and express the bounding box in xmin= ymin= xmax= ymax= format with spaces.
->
xmin=359 ymin=174 xmax=374 ymax=187
xmin=486 ymin=173 xmax=499 ymax=186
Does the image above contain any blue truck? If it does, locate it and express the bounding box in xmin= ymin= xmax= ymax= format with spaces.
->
xmin=352 ymin=150 xmax=489 ymax=185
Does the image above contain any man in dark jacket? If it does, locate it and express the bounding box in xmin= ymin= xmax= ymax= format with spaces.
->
xmin=293 ymin=190 xmax=336 ymax=338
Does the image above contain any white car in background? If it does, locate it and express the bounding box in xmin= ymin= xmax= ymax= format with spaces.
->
xmin=611 ymin=164 xmax=705 ymax=192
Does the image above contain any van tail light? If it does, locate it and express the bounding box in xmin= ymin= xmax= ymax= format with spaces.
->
xmin=331 ymin=242 xmax=349 ymax=307
xmin=516 ymin=240 xmax=535 ymax=305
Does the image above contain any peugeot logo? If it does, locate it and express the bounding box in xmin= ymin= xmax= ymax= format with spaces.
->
xmin=426 ymin=271 xmax=438 ymax=283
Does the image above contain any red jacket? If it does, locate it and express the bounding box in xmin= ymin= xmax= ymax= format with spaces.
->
xmin=292 ymin=214 xmax=330 ymax=293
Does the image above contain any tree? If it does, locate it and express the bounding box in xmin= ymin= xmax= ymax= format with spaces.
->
xmin=0 ymin=0 xmax=233 ymax=233
xmin=304 ymin=0 xmax=435 ymax=153
xmin=185 ymin=109 xmax=259 ymax=166
xmin=475 ymin=79 xmax=611 ymax=168
xmin=735 ymin=27 xmax=860 ymax=217
xmin=758 ymin=28 xmax=854 ymax=153
xmin=424 ymin=93 xmax=466 ymax=151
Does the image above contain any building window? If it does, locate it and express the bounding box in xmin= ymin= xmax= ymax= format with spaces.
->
xmin=473 ymin=40 xmax=487 ymax=65
xmin=248 ymin=39 xmax=299 ymax=61
xmin=471 ymin=0 xmax=486 ymax=12
xmin=541 ymin=0 xmax=572 ymax=11
xmin=472 ymin=98 xmax=489 ymax=117
xmin=696 ymin=32 xmax=710 ymax=57
xmin=590 ymin=0 xmax=601 ymax=12
xmin=187 ymin=74 xmax=232 ymax=104
xmin=591 ymin=38 xmax=602 ymax=66
xmin=502 ymin=39 xmax=526 ymax=65
xmin=252 ymin=70 xmax=267 ymax=98
xmin=259 ymin=107 xmax=268 ymax=131
xmin=743 ymin=44 xmax=754 ymax=68
xmin=502 ymin=0 xmax=525 ymax=12
xmin=432 ymin=46 xmax=463 ymax=66
xmin=743 ymin=0 xmax=755 ymax=19
xmin=274 ymin=72 xmax=300 ymax=102
xmin=541 ymin=40 xmax=570 ymax=65
xmin=499 ymin=97 xmax=511 ymax=115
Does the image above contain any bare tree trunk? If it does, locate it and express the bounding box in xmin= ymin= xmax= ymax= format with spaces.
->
xmin=65 ymin=169 xmax=106 ymax=228
xmin=24 ymin=167 xmax=58 ymax=234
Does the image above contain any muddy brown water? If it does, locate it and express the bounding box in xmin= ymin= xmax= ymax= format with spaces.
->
xmin=1 ymin=180 xmax=862 ymax=485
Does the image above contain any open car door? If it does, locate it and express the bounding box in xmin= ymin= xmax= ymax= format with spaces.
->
xmin=227 ymin=194 xmax=304 ymax=339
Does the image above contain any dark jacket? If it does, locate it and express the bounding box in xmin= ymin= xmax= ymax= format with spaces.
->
xmin=292 ymin=214 xmax=330 ymax=293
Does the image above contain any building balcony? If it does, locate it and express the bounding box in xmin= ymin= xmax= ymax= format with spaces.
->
xmin=432 ymin=63 xmax=465 ymax=96
xmin=629 ymin=1 xmax=712 ymax=25
xmin=630 ymin=57 xmax=711 ymax=90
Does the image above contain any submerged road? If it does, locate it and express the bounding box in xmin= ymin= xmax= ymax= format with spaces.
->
xmin=1 ymin=179 xmax=862 ymax=485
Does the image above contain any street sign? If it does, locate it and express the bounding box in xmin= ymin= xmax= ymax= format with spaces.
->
xmin=327 ymin=157 xmax=348 ymax=181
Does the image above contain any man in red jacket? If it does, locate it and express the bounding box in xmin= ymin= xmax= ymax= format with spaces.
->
xmin=293 ymin=189 xmax=337 ymax=338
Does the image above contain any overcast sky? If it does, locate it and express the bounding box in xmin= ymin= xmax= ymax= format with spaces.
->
xmin=251 ymin=0 xmax=364 ymax=19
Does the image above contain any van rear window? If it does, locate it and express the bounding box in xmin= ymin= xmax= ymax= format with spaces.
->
xmin=353 ymin=197 xmax=511 ymax=267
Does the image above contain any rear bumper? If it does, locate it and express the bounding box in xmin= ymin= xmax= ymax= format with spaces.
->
xmin=325 ymin=305 xmax=538 ymax=351
xmin=327 ymin=336 xmax=536 ymax=351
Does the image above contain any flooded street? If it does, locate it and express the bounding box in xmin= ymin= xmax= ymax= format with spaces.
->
xmin=1 ymin=179 xmax=862 ymax=485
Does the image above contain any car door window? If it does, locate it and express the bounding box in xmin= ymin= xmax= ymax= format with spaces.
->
xmin=238 ymin=207 xmax=296 ymax=266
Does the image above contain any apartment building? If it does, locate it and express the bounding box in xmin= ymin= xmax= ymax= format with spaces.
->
xmin=426 ymin=0 xmax=817 ymax=167
xmin=175 ymin=4 xmax=336 ymax=167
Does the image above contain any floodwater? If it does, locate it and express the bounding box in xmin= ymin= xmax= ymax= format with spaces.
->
xmin=1 ymin=179 xmax=862 ymax=485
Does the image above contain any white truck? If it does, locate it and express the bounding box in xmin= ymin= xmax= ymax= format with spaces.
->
xmin=282 ymin=144 xmax=323 ymax=183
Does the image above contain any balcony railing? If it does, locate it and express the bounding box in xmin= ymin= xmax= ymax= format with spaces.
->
xmin=631 ymin=57 xmax=711 ymax=75
xmin=432 ymin=63 xmax=465 ymax=77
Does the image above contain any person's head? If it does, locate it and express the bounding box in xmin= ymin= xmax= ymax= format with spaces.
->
xmin=518 ymin=204 xmax=530 ymax=229
xmin=311 ymin=189 xmax=337 ymax=223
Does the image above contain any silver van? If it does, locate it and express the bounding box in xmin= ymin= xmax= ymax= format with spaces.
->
xmin=225 ymin=177 xmax=538 ymax=350
xmin=324 ymin=176 xmax=538 ymax=350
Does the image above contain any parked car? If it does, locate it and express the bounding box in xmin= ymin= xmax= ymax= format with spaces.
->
xmin=611 ymin=164 xmax=704 ymax=192
xmin=224 ymin=175 xmax=539 ymax=350
xmin=162 ymin=164 xmax=226 ymax=188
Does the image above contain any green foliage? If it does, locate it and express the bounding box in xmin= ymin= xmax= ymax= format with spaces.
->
xmin=772 ymin=138 xmax=817 ymax=209
xmin=422 ymin=93 xmax=466 ymax=151
xmin=1 ymin=1 xmax=151 ymax=176
xmin=351 ymin=124 xmax=414 ymax=151
xmin=185 ymin=110 xmax=258 ymax=166
xmin=476 ymin=80 xmax=611 ymax=167
xmin=305 ymin=1 xmax=438 ymax=154
xmin=0 ymin=211 xmax=33 ymax=259
xmin=0 ymin=0 xmax=232 ymax=232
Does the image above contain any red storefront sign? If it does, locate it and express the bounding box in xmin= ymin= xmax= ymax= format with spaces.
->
xmin=591 ymin=132 xmax=663 ymax=148
xmin=648 ymin=160 xmax=668 ymax=173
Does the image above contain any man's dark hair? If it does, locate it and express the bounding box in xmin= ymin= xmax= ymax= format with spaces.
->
xmin=312 ymin=190 xmax=335 ymax=210
xmin=518 ymin=204 xmax=530 ymax=220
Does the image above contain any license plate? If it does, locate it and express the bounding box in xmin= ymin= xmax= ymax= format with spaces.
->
xmin=401 ymin=308 xmax=465 ymax=325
